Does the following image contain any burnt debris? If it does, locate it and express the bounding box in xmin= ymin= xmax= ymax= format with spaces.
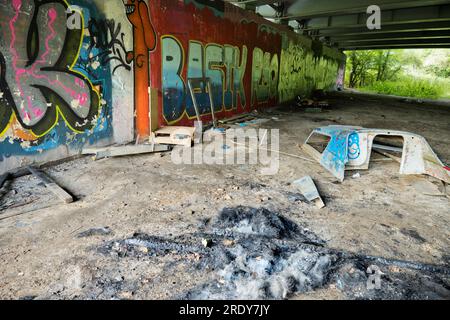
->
xmin=82 ymin=206 xmax=450 ymax=299
xmin=92 ymin=206 xmax=450 ymax=300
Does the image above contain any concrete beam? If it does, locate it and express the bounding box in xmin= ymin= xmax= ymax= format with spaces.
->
xmin=284 ymin=0 xmax=450 ymax=20
xmin=328 ymin=29 xmax=450 ymax=42
xmin=312 ymin=21 xmax=450 ymax=37
xmin=338 ymin=37 xmax=450 ymax=49
xmin=345 ymin=44 xmax=450 ymax=50
xmin=300 ymin=4 xmax=450 ymax=31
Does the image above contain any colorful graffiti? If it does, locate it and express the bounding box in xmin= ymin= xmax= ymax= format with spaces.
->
xmin=0 ymin=0 xmax=99 ymax=138
xmin=251 ymin=47 xmax=279 ymax=105
xmin=279 ymin=40 xmax=340 ymax=103
xmin=161 ymin=36 xmax=248 ymax=123
xmin=348 ymin=133 xmax=361 ymax=160
xmin=125 ymin=0 xmax=157 ymax=138
xmin=0 ymin=0 xmax=124 ymax=163
xmin=1 ymin=0 xmax=345 ymax=173
xmin=81 ymin=18 xmax=131 ymax=77
xmin=153 ymin=0 xmax=344 ymax=126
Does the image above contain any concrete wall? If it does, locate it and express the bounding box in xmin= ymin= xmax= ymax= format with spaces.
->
xmin=0 ymin=0 xmax=345 ymax=174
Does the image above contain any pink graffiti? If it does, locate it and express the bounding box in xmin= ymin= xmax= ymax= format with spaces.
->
xmin=9 ymin=1 xmax=88 ymax=122
xmin=75 ymin=78 xmax=86 ymax=88
xmin=30 ymin=8 xmax=57 ymax=73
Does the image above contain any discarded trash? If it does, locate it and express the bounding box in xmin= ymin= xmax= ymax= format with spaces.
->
xmin=201 ymin=238 xmax=212 ymax=248
xmin=302 ymin=126 xmax=450 ymax=183
xmin=352 ymin=173 xmax=361 ymax=179
xmin=154 ymin=126 xmax=195 ymax=147
xmin=218 ymin=113 xmax=255 ymax=124
xmin=293 ymin=176 xmax=325 ymax=209
xmin=27 ymin=166 xmax=73 ymax=204
xmin=297 ymin=92 xmax=330 ymax=111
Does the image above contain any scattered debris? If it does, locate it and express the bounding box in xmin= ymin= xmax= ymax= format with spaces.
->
xmin=222 ymin=239 xmax=235 ymax=247
xmin=218 ymin=113 xmax=255 ymax=125
xmin=302 ymin=126 xmax=450 ymax=183
xmin=27 ymin=166 xmax=73 ymax=204
xmin=293 ymin=176 xmax=325 ymax=209
xmin=296 ymin=91 xmax=330 ymax=112
xmin=201 ymin=238 xmax=213 ymax=248
xmin=76 ymin=227 xmax=112 ymax=238
xmin=352 ymin=173 xmax=361 ymax=179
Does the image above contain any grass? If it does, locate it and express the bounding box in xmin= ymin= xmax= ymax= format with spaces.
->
xmin=359 ymin=78 xmax=449 ymax=100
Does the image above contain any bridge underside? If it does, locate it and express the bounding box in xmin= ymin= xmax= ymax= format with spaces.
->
xmin=227 ymin=0 xmax=450 ymax=50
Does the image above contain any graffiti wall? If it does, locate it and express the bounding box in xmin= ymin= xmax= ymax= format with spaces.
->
xmin=0 ymin=0 xmax=134 ymax=172
xmin=149 ymin=0 xmax=345 ymax=126
xmin=0 ymin=0 xmax=344 ymax=173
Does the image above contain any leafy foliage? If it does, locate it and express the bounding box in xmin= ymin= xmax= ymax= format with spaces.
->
xmin=344 ymin=49 xmax=450 ymax=99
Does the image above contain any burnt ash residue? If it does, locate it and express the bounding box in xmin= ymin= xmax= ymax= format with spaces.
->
xmin=96 ymin=207 xmax=450 ymax=300
xmin=211 ymin=206 xmax=323 ymax=244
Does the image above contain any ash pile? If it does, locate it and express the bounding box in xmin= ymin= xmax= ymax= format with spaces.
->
xmin=103 ymin=206 xmax=450 ymax=300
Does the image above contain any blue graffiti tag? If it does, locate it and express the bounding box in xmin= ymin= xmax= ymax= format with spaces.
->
xmin=348 ymin=133 xmax=361 ymax=160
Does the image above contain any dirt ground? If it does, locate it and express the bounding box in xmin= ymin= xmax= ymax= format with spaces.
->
xmin=0 ymin=91 xmax=449 ymax=300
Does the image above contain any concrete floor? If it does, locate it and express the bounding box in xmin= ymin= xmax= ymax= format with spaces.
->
xmin=0 ymin=91 xmax=449 ymax=300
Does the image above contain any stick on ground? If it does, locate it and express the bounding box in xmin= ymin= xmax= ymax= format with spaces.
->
xmin=27 ymin=166 xmax=74 ymax=204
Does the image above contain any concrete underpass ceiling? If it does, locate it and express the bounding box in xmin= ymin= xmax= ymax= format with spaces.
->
xmin=226 ymin=0 xmax=450 ymax=50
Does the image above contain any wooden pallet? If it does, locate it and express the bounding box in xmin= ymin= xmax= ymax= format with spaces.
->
xmin=154 ymin=126 xmax=195 ymax=147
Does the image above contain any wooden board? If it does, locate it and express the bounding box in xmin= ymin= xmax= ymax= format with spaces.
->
xmin=154 ymin=126 xmax=195 ymax=147
xmin=94 ymin=144 xmax=171 ymax=160
xmin=218 ymin=113 xmax=253 ymax=124
xmin=27 ymin=167 xmax=74 ymax=204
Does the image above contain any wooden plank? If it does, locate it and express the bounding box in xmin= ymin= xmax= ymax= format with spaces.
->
xmin=373 ymin=149 xmax=402 ymax=163
xmin=218 ymin=113 xmax=253 ymax=124
xmin=27 ymin=167 xmax=74 ymax=204
xmin=154 ymin=126 xmax=195 ymax=147
xmin=94 ymin=144 xmax=171 ymax=160
xmin=373 ymin=143 xmax=403 ymax=153
xmin=300 ymin=143 xmax=323 ymax=163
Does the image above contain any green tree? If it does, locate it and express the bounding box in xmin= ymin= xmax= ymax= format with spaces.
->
xmin=347 ymin=51 xmax=377 ymax=87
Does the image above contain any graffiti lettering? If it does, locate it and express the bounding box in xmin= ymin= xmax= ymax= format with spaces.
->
xmin=251 ymin=47 xmax=278 ymax=105
xmin=279 ymin=40 xmax=339 ymax=102
xmin=78 ymin=18 xmax=131 ymax=77
xmin=0 ymin=0 xmax=99 ymax=137
xmin=162 ymin=36 xmax=185 ymax=123
xmin=162 ymin=36 xmax=247 ymax=123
